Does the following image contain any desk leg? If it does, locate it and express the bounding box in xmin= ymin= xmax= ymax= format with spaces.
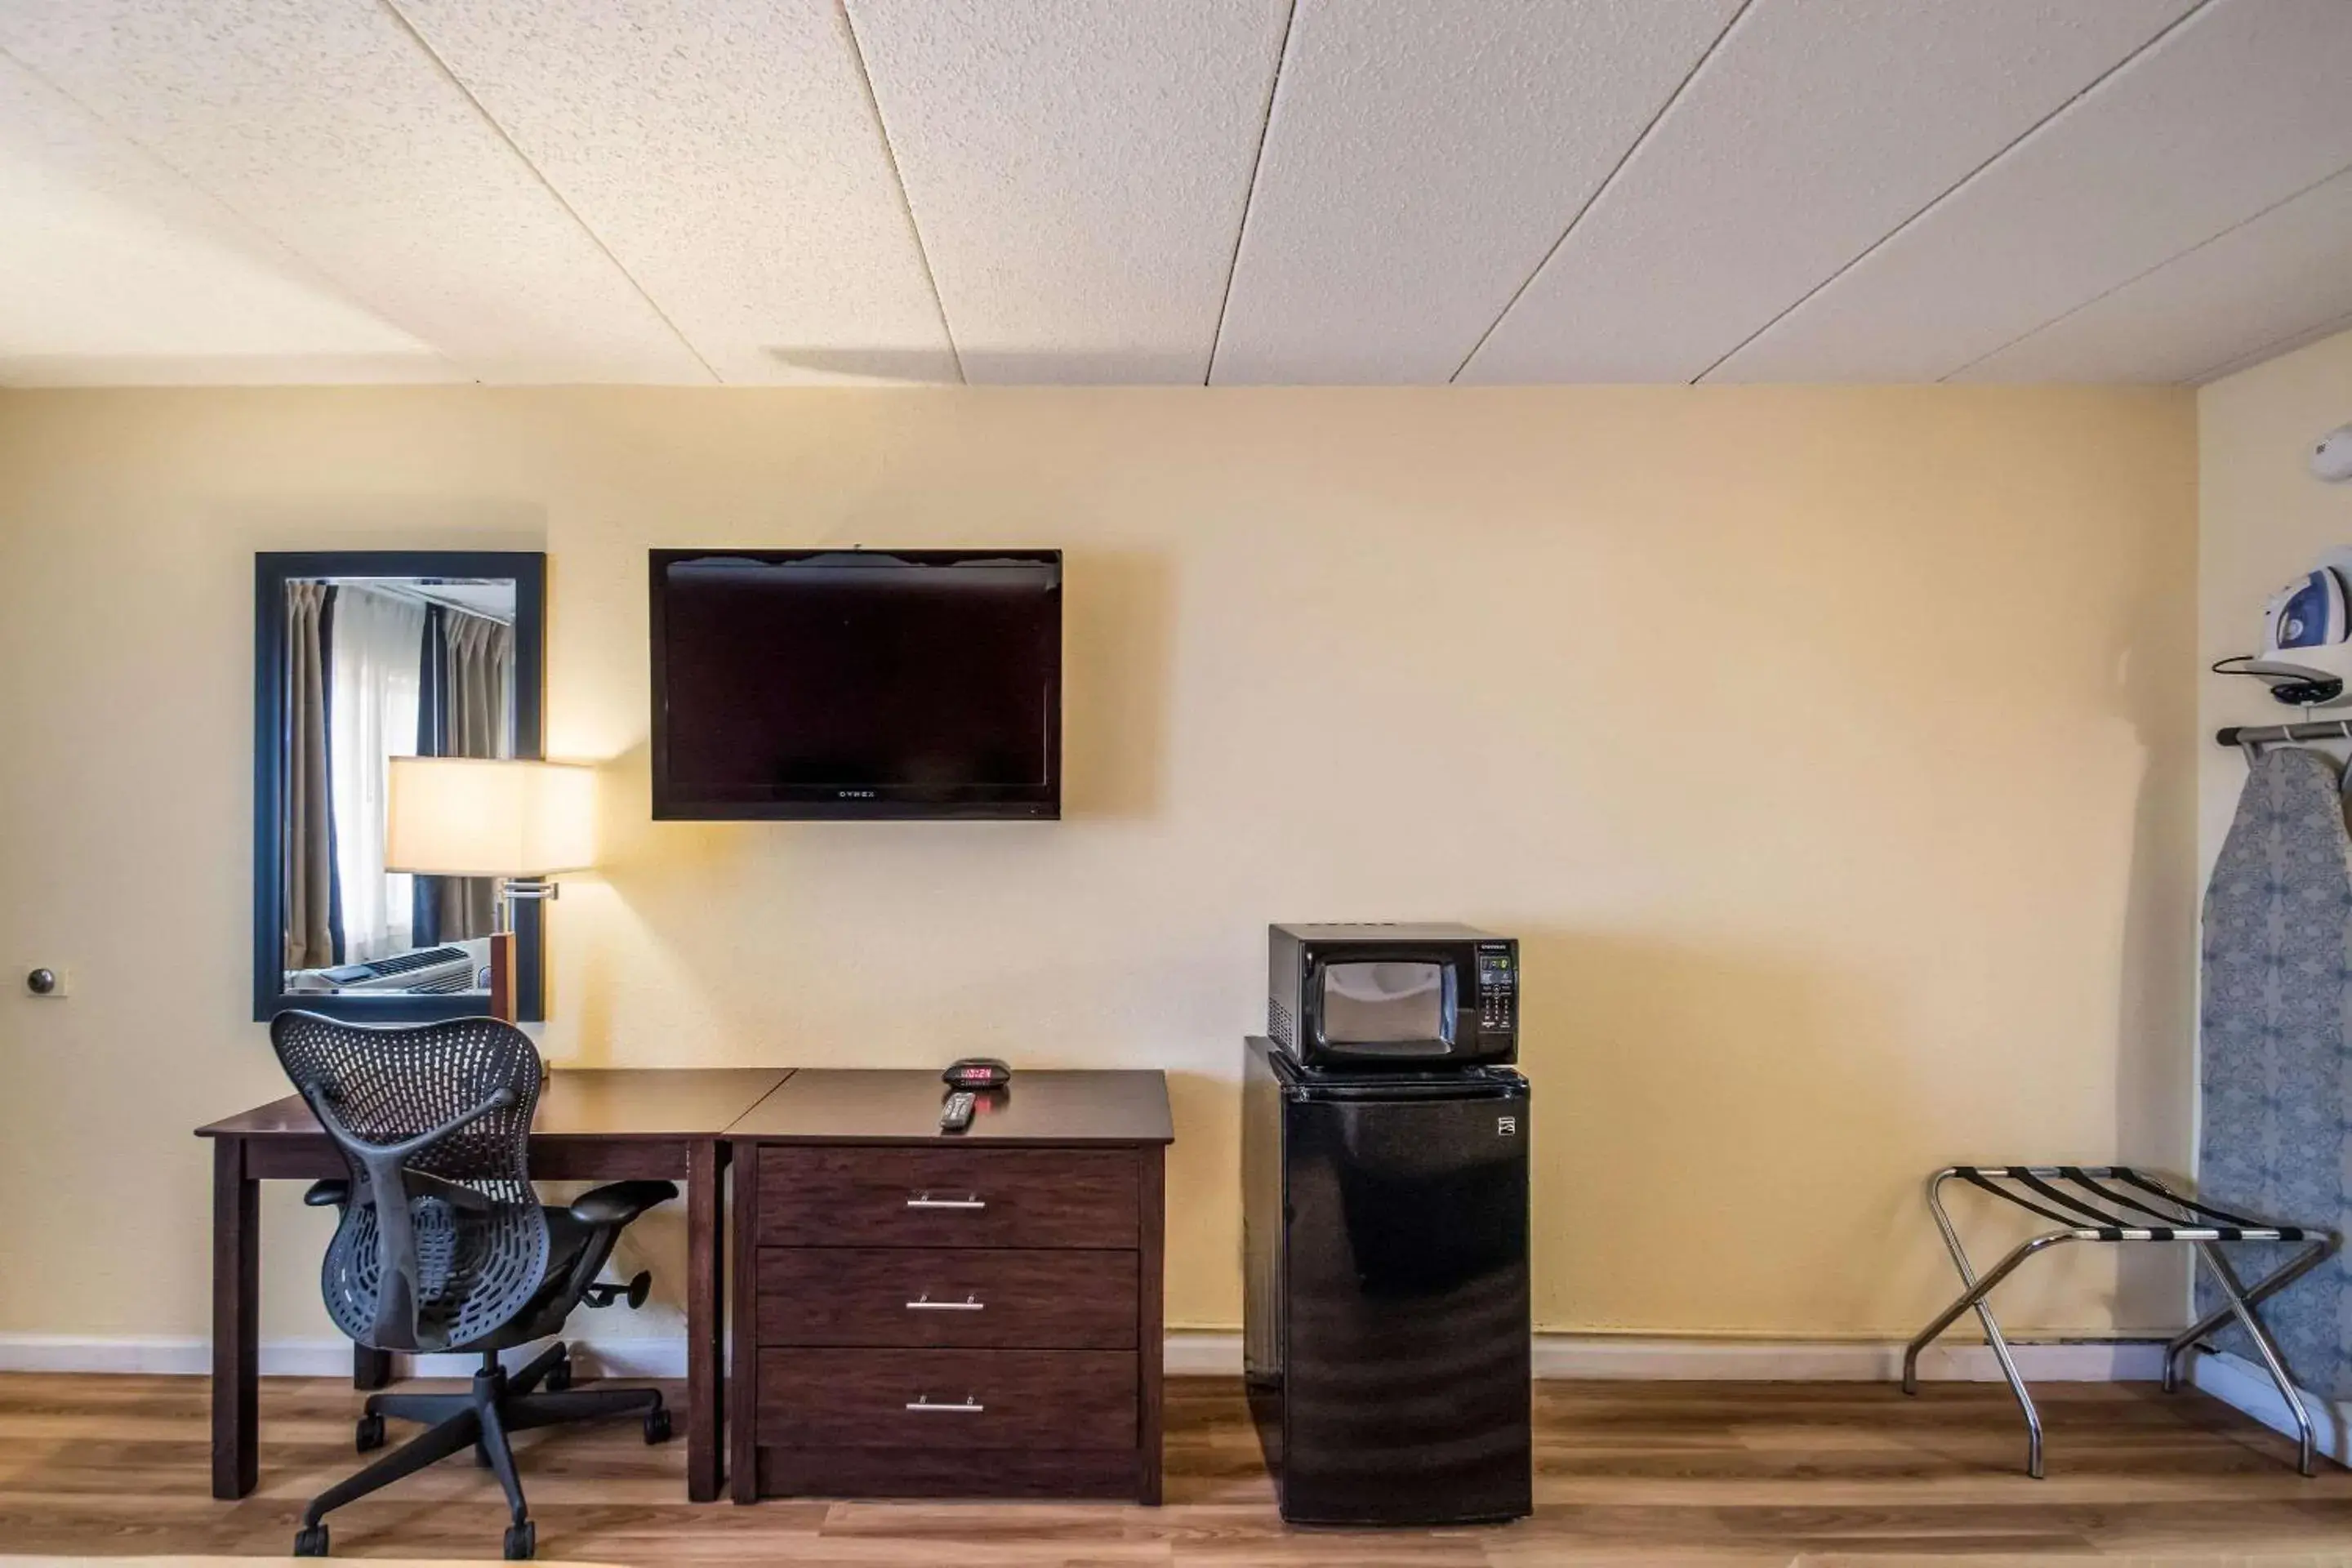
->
xmin=686 ymin=1138 xmax=724 ymax=1503
xmin=210 ymin=1136 xmax=259 ymax=1499
xmin=353 ymin=1346 xmax=393 ymax=1390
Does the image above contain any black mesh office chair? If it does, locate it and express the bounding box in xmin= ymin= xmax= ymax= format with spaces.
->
xmin=270 ymin=1011 xmax=677 ymax=1561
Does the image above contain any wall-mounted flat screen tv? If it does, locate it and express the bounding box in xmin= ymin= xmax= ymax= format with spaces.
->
xmin=651 ymin=549 xmax=1062 ymax=820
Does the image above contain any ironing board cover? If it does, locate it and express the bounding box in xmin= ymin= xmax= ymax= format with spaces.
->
xmin=2201 ymin=746 xmax=2350 ymax=1396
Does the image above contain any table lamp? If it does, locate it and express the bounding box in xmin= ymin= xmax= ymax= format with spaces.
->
xmin=386 ymin=757 xmax=595 ymax=1022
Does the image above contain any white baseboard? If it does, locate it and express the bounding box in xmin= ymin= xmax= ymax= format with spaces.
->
xmin=1164 ymin=1333 xmax=1242 ymax=1375
xmin=1532 ymin=1334 xmax=2166 ymax=1382
xmin=1165 ymin=1332 xmax=2161 ymax=1381
xmin=2190 ymin=1348 xmax=2352 ymax=1466
xmin=0 ymin=1330 xmax=2163 ymax=1384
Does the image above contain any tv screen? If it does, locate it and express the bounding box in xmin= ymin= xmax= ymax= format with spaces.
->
xmin=650 ymin=550 xmax=1062 ymax=819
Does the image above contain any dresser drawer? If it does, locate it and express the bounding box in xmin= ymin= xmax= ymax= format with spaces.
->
xmin=757 ymin=1247 xmax=1136 ymax=1349
xmin=758 ymin=1349 xmax=1136 ymax=1450
xmin=755 ymin=1147 xmax=1138 ymax=1249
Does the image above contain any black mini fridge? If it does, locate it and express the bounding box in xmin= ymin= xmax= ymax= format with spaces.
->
xmin=1242 ymin=1036 xmax=1531 ymax=1526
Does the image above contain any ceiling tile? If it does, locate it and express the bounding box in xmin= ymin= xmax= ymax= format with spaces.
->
xmin=1460 ymin=0 xmax=2193 ymax=385
xmin=1952 ymin=167 xmax=2352 ymax=383
xmin=0 ymin=51 xmax=449 ymax=384
xmin=848 ymin=0 xmax=1290 ymax=385
xmin=1208 ymin=0 xmax=1740 ymax=385
xmin=2194 ymin=306 xmax=2352 ymax=385
xmin=1710 ymin=0 xmax=2352 ymax=383
xmin=388 ymin=0 xmax=956 ymax=386
xmin=0 ymin=0 xmax=710 ymax=383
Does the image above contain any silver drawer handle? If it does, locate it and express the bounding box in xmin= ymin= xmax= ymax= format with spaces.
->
xmin=906 ymin=1294 xmax=985 ymax=1312
xmin=905 ymin=1192 xmax=987 ymax=1210
xmin=906 ymin=1396 xmax=984 ymax=1413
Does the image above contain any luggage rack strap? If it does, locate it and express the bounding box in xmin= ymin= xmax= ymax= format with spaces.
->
xmin=1950 ymin=1165 xmax=2302 ymax=1242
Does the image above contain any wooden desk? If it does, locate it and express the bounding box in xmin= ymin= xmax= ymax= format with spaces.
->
xmin=726 ymin=1069 xmax=1174 ymax=1504
xmin=195 ymin=1067 xmax=790 ymax=1505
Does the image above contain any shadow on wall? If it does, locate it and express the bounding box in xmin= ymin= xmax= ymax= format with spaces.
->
xmin=586 ymin=544 xmax=1175 ymax=832
xmin=762 ymin=345 xmax=1218 ymax=385
xmin=561 ymin=736 xmax=739 ymax=1070
xmin=220 ymin=497 xmax=546 ymax=557
xmin=559 ymin=547 xmax=1177 ymax=1063
xmin=2109 ymin=483 xmax=2199 ymax=1330
xmin=1163 ymin=1067 xmax=1240 ymax=1328
xmin=1521 ymin=927 xmax=1998 ymax=1336
xmin=1060 ymin=549 xmax=1175 ymax=819
xmin=1521 ymin=925 xmax=2158 ymax=1336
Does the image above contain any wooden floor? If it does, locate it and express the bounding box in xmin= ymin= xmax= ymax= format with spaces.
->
xmin=1 ymin=1374 xmax=2350 ymax=1564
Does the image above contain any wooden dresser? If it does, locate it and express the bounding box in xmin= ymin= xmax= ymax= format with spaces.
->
xmin=727 ymin=1069 xmax=1174 ymax=1503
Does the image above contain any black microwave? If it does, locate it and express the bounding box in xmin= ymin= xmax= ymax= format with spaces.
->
xmin=1267 ymin=924 xmax=1517 ymax=1071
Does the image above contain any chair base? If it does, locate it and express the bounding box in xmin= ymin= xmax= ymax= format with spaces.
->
xmin=292 ymin=1343 xmax=668 ymax=1560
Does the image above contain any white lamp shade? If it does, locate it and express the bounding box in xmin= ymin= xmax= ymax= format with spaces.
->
xmin=386 ymin=758 xmax=596 ymax=876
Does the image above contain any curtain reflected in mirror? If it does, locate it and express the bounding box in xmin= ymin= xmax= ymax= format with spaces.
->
xmin=278 ymin=577 xmax=516 ymax=999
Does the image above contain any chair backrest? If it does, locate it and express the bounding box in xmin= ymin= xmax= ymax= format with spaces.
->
xmin=270 ymin=1011 xmax=549 ymax=1353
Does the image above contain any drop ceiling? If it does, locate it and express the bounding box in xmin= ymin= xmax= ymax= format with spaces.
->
xmin=1 ymin=0 xmax=2346 ymax=388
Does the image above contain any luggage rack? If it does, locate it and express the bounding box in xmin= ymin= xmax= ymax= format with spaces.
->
xmin=1905 ymin=1165 xmax=2337 ymax=1478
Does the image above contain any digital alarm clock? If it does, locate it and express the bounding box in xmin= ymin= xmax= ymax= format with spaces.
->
xmin=941 ymin=1057 xmax=1012 ymax=1090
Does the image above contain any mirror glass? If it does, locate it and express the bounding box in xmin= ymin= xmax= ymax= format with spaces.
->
xmin=277 ymin=576 xmax=518 ymax=1000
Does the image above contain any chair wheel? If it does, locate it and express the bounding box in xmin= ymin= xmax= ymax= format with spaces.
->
xmin=643 ymin=1405 xmax=671 ymax=1445
xmin=546 ymin=1356 xmax=572 ymax=1393
xmin=293 ymin=1523 xmax=329 ymax=1557
xmin=504 ymin=1520 xmax=535 ymax=1560
xmin=354 ymin=1412 xmax=385 ymax=1452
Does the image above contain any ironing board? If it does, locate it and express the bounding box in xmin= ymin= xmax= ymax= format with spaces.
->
xmin=2200 ymin=746 xmax=2352 ymax=1414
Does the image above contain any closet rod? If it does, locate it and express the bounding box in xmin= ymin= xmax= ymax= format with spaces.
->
xmin=2216 ymin=719 xmax=2352 ymax=748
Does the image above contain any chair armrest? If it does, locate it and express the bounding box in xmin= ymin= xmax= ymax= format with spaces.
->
xmin=570 ymin=1180 xmax=679 ymax=1228
xmin=303 ymin=1179 xmax=350 ymax=1209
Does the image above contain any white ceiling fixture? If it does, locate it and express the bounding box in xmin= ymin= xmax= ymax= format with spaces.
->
xmin=845 ymin=0 xmax=1290 ymax=385
xmin=1209 ymin=0 xmax=1742 ymax=385
xmin=2314 ymin=423 xmax=2352 ymax=483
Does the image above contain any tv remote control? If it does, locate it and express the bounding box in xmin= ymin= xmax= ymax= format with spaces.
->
xmin=938 ymin=1090 xmax=977 ymax=1133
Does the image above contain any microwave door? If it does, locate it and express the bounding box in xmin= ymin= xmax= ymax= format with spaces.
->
xmin=1321 ymin=960 xmax=1451 ymax=1054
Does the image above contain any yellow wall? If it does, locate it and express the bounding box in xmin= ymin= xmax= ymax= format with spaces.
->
xmin=0 ymin=385 xmax=2198 ymax=1348
xmin=2198 ymin=327 xmax=2352 ymax=887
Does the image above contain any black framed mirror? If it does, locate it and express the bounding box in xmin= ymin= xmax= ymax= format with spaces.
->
xmin=253 ymin=551 xmax=548 ymax=1022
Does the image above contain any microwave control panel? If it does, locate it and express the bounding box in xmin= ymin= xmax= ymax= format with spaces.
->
xmin=1475 ymin=942 xmax=1517 ymax=1032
